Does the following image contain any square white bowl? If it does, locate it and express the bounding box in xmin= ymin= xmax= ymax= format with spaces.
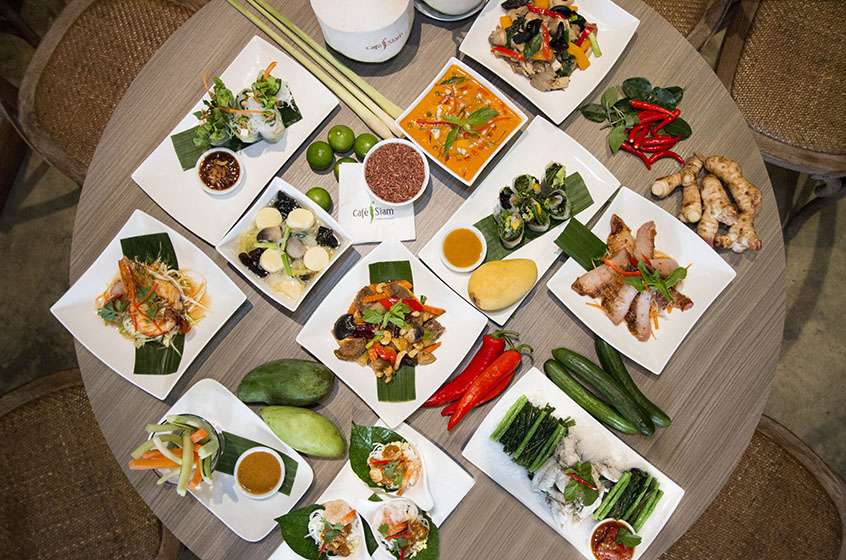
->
xmin=216 ymin=177 xmax=353 ymax=311
xmin=547 ymin=187 xmax=737 ymax=374
xmin=132 ymin=35 xmax=339 ymax=245
xmin=150 ymin=378 xmax=313 ymax=542
xmin=463 ymin=368 xmax=684 ymax=560
xmin=396 ymin=56 xmax=528 ymax=187
xmin=459 ymin=0 xmax=639 ymax=124
xmin=296 ymin=240 xmax=488 ymax=428
xmin=418 ymin=116 xmax=620 ymax=325
xmin=50 ymin=210 xmax=246 ymax=400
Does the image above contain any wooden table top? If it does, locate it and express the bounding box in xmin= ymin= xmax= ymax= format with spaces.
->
xmin=72 ymin=0 xmax=786 ymax=558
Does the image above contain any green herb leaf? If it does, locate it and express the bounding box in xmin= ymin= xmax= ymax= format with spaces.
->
xmin=608 ymin=123 xmax=627 ymax=154
xmin=523 ymin=31 xmax=543 ymax=61
xmin=362 ymin=307 xmax=384 ymax=325
xmin=662 ymin=116 xmax=692 ymax=139
xmin=623 ymin=276 xmax=645 ymax=291
xmin=621 ymin=77 xmax=652 ymax=100
xmin=563 ymin=462 xmax=600 ymax=506
xmin=443 ymin=126 xmax=459 ymax=159
xmin=465 ymin=107 xmax=499 ymax=127
xmin=663 ymin=266 xmax=687 ymax=289
xmin=649 ymin=86 xmax=683 ymax=109
xmin=601 ymin=86 xmax=619 ymax=112
xmin=276 ymin=504 xmax=378 ymax=558
xmin=616 ymin=526 xmax=642 ymax=547
xmin=439 ymin=75 xmax=466 ymax=85
xmin=579 ymin=103 xmax=607 ymax=123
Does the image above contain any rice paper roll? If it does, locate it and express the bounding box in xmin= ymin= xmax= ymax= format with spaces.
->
xmin=544 ymin=189 xmax=572 ymax=221
xmin=497 ymin=208 xmax=525 ymax=249
xmin=230 ymin=113 xmax=260 ymax=143
xmin=253 ymin=108 xmax=286 ymax=143
xmin=521 ymin=197 xmax=550 ymax=232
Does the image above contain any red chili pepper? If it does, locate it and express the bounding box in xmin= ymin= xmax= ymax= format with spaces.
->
xmin=402 ymin=298 xmax=424 ymax=312
xmin=526 ymin=2 xmax=565 ymax=19
xmin=423 ymin=329 xmax=518 ymax=407
xmin=603 ymin=258 xmax=641 ymax=277
xmin=627 ymin=253 xmax=653 ymax=270
xmin=629 ymin=99 xmax=676 ymax=116
xmin=491 ymin=46 xmax=524 ymax=61
xmin=639 ymin=135 xmax=680 ymax=148
xmin=379 ymin=297 xmax=398 ymax=310
xmin=441 ymin=369 xmax=515 ymax=416
xmin=415 ymin=119 xmax=452 ymax=127
xmin=447 ymin=345 xmax=531 ymax=430
xmin=652 ymin=108 xmax=681 ymax=134
xmin=626 ymin=123 xmax=647 ymax=144
xmin=567 ymin=471 xmax=598 ymax=490
xmin=620 ymin=142 xmax=652 ymax=169
xmin=648 ymin=150 xmax=685 ymax=166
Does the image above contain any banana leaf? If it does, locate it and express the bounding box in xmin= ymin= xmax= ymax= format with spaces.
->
xmin=348 ymin=423 xmax=408 ymax=490
xmin=276 ymin=504 xmax=378 ymax=559
xmin=368 ymin=261 xmax=415 ymax=402
xmin=215 ymin=431 xmax=298 ymax=495
xmin=554 ymin=218 xmax=607 ymax=271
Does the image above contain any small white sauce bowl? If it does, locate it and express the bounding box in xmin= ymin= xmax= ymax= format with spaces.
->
xmin=440 ymin=224 xmax=487 ymax=273
xmin=197 ymin=147 xmax=244 ymax=197
xmin=589 ymin=518 xmax=637 ymax=559
xmin=233 ymin=446 xmax=285 ymax=501
xmin=362 ymin=138 xmax=430 ymax=207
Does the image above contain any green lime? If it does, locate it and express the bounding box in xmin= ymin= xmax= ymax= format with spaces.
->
xmin=327 ymin=124 xmax=355 ymax=154
xmin=334 ymin=156 xmax=357 ymax=181
xmin=306 ymin=187 xmax=333 ymax=212
xmin=306 ymin=141 xmax=334 ymax=171
xmin=353 ymin=133 xmax=378 ymax=160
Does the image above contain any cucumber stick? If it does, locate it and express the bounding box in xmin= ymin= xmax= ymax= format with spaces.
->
xmin=552 ymin=348 xmax=655 ymax=436
xmin=595 ymin=337 xmax=671 ymax=428
xmin=633 ymin=488 xmax=664 ymax=532
xmin=544 ymin=360 xmax=638 ymax=435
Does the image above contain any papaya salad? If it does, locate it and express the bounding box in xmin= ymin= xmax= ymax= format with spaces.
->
xmin=489 ymin=0 xmax=601 ymax=92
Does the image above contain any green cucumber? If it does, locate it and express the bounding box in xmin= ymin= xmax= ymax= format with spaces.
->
xmin=544 ymin=360 xmax=638 ymax=435
xmin=595 ymin=337 xmax=671 ymax=428
xmin=552 ymin=348 xmax=655 ymax=436
xmin=237 ymin=359 xmax=335 ymax=406
xmin=491 ymin=395 xmax=528 ymax=441
xmin=593 ymin=471 xmax=631 ymax=520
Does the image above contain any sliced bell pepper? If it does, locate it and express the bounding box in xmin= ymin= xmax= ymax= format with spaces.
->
xmin=379 ymin=297 xmax=399 ymax=310
xmin=567 ymin=42 xmax=590 ymax=70
xmin=499 ymin=15 xmax=512 ymax=28
xmin=491 ymin=46 xmax=524 ymax=61
xmin=373 ymin=345 xmax=398 ymax=364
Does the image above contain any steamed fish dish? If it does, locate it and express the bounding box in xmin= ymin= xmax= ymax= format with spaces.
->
xmin=571 ymin=214 xmax=692 ymax=341
xmin=237 ymin=191 xmax=340 ymax=302
xmin=489 ymin=0 xmax=601 ymax=92
xmin=332 ymin=281 xmax=445 ymax=383
xmin=307 ymin=500 xmax=364 ymax=558
xmin=368 ymin=440 xmax=422 ymax=496
xmin=373 ymin=499 xmax=431 ymax=559
xmin=96 ymin=256 xmax=207 ymax=347
xmin=192 ymin=61 xmax=300 ymax=151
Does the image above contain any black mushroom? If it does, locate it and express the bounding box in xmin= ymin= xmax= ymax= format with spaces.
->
xmin=273 ymin=192 xmax=299 ymax=218
xmin=500 ymin=0 xmax=528 ymax=9
xmin=238 ymin=248 xmax=268 ymax=277
xmin=316 ymin=226 xmax=340 ymax=249
xmin=333 ymin=314 xmax=373 ymax=340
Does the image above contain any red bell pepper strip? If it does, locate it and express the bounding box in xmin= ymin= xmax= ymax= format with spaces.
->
xmin=373 ymin=345 xmax=397 ymax=364
xmin=620 ymin=142 xmax=652 ymax=169
xmin=441 ymin=368 xmax=515 ymax=416
xmin=379 ymin=297 xmax=399 ymax=310
xmin=648 ymin=150 xmax=685 ymax=166
xmin=447 ymin=345 xmax=532 ymax=430
xmin=603 ymin=258 xmax=641 ymax=277
xmin=526 ymin=2 xmax=566 ymax=18
xmin=537 ymin=23 xmax=553 ymax=61
xmin=416 ymin=119 xmax=452 ymax=127
xmin=423 ymin=329 xmax=518 ymax=407
xmin=402 ymin=298 xmax=425 ymax=312
xmin=491 ymin=46 xmax=524 ymax=61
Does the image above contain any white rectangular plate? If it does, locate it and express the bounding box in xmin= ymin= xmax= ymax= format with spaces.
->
xmin=297 ymin=240 xmax=487 ymax=428
xmin=132 ymin=35 xmax=338 ymax=245
xmin=418 ymin=117 xmax=620 ymax=325
xmin=459 ymin=0 xmax=639 ymax=124
xmin=216 ymin=177 xmax=353 ymax=311
xmin=396 ymin=56 xmax=527 ymax=186
xmin=50 ymin=210 xmax=246 ymax=400
xmin=547 ymin=186 xmax=736 ymax=374
xmin=463 ymin=368 xmax=684 ymax=560
xmin=155 ymin=378 xmax=313 ymax=542
xmin=269 ymin=421 xmax=474 ymax=559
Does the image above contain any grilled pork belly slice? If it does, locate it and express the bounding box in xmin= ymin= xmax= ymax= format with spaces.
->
xmin=654 ymin=287 xmax=694 ymax=311
xmin=625 ymin=290 xmax=654 ymax=341
xmin=602 ymin=282 xmax=639 ymax=324
xmin=634 ymin=221 xmax=656 ymax=261
xmin=571 ymin=250 xmax=627 ymax=297
xmin=607 ymin=214 xmax=635 ymax=256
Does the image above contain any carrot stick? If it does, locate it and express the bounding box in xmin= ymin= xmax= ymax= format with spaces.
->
xmin=142 ymin=450 xmax=165 ymax=460
xmin=422 ymin=342 xmax=441 ymax=353
xmin=190 ymin=428 xmax=208 ymax=444
xmin=129 ymin=457 xmax=179 ymax=470
xmin=263 ymin=60 xmax=277 ymax=80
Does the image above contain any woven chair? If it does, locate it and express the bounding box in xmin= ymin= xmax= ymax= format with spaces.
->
xmin=0 ymin=369 xmax=181 ymax=560
xmin=639 ymin=0 xmax=733 ymax=50
xmin=661 ymin=415 xmax=845 ymax=560
xmin=715 ymin=0 xmax=846 ymax=238
xmin=7 ymin=0 xmax=206 ymax=186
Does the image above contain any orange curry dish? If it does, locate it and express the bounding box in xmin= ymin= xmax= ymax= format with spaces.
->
xmin=400 ymin=64 xmax=522 ymax=182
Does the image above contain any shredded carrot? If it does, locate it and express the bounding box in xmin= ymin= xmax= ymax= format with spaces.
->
xmin=142 ymin=450 xmax=165 ymax=460
xmin=422 ymin=305 xmax=445 ymax=316
xmin=190 ymin=428 xmax=208 ymax=444
xmin=651 ymin=307 xmax=660 ymax=330
xmin=129 ymin=457 xmax=178 ymax=470
xmin=223 ymin=107 xmax=266 ymax=115
xmin=422 ymin=342 xmax=441 ymax=353
xmin=263 ymin=61 xmax=277 ymax=80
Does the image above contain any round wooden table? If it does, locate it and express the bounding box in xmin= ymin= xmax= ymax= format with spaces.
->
xmin=71 ymin=1 xmax=786 ymax=558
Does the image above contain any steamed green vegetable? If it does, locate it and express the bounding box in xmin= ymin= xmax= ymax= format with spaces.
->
xmin=260 ymin=406 xmax=346 ymax=458
xmin=237 ymin=359 xmax=335 ymax=406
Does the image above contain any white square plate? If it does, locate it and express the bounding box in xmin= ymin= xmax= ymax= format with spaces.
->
xmin=216 ymin=178 xmax=353 ymax=311
xmin=459 ymin=0 xmax=639 ymax=124
xmin=132 ymin=35 xmax=338 ymax=245
xmin=396 ymin=57 xmax=528 ymax=186
xmin=547 ymin=187 xmax=736 ymax=374
xmin=463 ymin=368 xmax=684 ymax=560
xmin=269 ymin=421 xmax=474 ymax=559
xmin=296 ymin=240 xmax=488 ymax=428
xmin=50 ymin=210 xmax=246 ymax=400
xmin=418 ymin=117 xmax=620 ymax=325
xmin=154 ymin=378 xmax=313 ymax=542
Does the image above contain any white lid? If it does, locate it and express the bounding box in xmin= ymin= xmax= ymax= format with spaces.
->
xmin=311 ymin=0 xmax=409 ymax=33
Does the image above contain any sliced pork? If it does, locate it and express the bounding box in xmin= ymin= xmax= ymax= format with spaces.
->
xmin=625 ymin=290 xmax=654 ymax=341
xmin=607 ymin=214 xmax=635 ymax=256
xmin=571 ymin=250 xmax=627 ymax=297
xmin=633 ymin=221 xmax=656 ymax=261
xmin=602 ymin=282 xmax=639 ymax=325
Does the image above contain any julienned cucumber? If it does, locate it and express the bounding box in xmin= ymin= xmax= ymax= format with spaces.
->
xmin=544 ymin=360 xmax=638 ymax=435
xmin=595 ymin=337 xmax=671 ymax=428
xmin=552 ymin=348 xmax=655 ymax=437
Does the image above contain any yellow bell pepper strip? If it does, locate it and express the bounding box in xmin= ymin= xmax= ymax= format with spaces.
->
xmin=582 ymin=39 xmax=592 ymax=53
xmin=500 ymin=15 xmax=512 ymax=28
xmin=533 ymin=0 xmax=549 ymax=8
xmin=568 ymin=42 xmax=590 ymax=70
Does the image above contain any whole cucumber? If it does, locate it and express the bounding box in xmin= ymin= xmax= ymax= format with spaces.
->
xmin=260 ymin=406 xmax=346 ymax=458
xmin=238 ymin=359 xmax=335 ymax=406
xmin=544 ymin=360 xmax=638 ymax=435
xmin=552 ymin=348 xmax=655 ymax=436
xmin=594 ymin=337 xmax=672 ymax=428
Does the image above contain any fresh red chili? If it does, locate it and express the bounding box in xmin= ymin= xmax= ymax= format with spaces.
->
xmin=648 ymin=150 xmax=685 ymax=166
xmin=441 ymin=369 xmax=515 ymax=416
xmin=491 ymin=46 xmax=524 ymax=61
xmin=652 ymin=108 xmax=681 ymax=134
xmin=423 ymin=330 xmax=518 ymax=407
xmin=626 ymin=123 xmax=647 ymax=144
xmin=603 ymin=258 xmax=641 ymax=277
xmin=639 ymin=135 xmax=680 ymax=148
xmin=629 ymin=99 xmax=676 ymax=116
xmin=620 ymin=142 xmax=652 ymax=169
xmin=627 ymin=253 xmax=653 ymax=270
xmin=448 ymin=345 xmax=531 ymax=431
xmin=379 ymin=297 xmax=398 ymax=310
xmin=568 ymin=471 xmax=598 ymax=490
xmin=415 ymin=119 xmax=452 ymax=127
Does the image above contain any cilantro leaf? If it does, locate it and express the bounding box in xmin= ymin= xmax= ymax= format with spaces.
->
xmin=616 ymin=526 xmax=642 ymax=547
xmin=362 ymin=307 xmax=384 ymax=325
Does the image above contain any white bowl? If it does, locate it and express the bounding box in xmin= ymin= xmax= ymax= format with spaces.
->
xmin=421 ymin=0 xmax=483 ymax=16
xmin=362 ymin=138 xmax=430 ymax=207
xmin=197 ymin=147 xmax=244 ymax=197
xmin=233 ymin=446 xmax=285 ymax=500
xmin=311 ymin=0 xmax=414 ymax=63
xmin=588 ymin=518 xmax=637 ymax=558
xmin=439 ymin=225 xmax=487 ymax=273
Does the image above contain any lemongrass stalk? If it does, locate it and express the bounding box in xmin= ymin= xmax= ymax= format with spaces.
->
xmin=250 ymin=0 xmax=403 ymax=119
xmin=227 ymin=0 xmax=394 ymax=139
xmin=246 ymin=0 xmax=405 ymax=137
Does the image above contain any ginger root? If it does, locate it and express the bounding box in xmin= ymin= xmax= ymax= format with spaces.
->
xmin=702 ymin=155 xmax=763 ymax=252
xmin=699 ymin=173 xmax=737 ymax=226
xmin=697 ymin=203 xmax=719 ymax=246
xmin=651 ymin=155 xmax=703 ymax=197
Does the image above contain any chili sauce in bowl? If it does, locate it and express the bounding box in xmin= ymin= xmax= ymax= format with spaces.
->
xmin=197 ymin=148 xmax=243 ymax=196
xmin=441 ymin=225 xmax=486 ymax=272
xmin=590 ymin=519 xmax=636 ymax=560
xmin=233 ymin=446 xmax=284 ymax=500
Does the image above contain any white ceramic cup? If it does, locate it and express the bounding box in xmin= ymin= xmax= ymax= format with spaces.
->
xmin=440 ymin=225 xmax=487 ymax=272
xmin=311 ymin=0 xmax=414 ymax=63
xmin=422 ymin=0 xmax=484 ymax=16
xmin=233 ymin=446 xmax=285 ymax=500
xmin=196 ymin=147 xmax=244 ymax=197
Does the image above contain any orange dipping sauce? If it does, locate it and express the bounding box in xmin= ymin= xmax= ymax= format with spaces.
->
xmin=236 ymin=450 xmax=281 ymax=495
xmin=443 ymin=228 xmax=484 ymax=268
xmin=400 ymin=64 xmax=522 ymax=182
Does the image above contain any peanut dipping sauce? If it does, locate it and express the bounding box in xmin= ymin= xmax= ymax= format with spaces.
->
xmin=443 ymin=228 xmax=483 ymax=268
xmin=236 ymin=450 xmax=281 ymax=495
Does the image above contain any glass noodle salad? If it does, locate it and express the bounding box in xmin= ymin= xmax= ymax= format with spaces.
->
xmin=307 ymin=500 xmax=363 ymax=558
xmin=374 ymin=499 xmax=431 ymax=560
xmin=367 ymin=441 xmax=422 ymax=496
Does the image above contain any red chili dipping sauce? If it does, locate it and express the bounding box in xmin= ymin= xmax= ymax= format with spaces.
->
xmin=364 ymin=143 xmax=425 ymax=203
xmin=591 ymin=520 xmax=635 ymax=560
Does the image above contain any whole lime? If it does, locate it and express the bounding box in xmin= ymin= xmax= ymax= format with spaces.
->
xmin=306 ymin=187 xmax=333 ymax=212
xmin=334 ymin=157 xmax=357 ymax=181
xmin=353 ymin=133 xmax=378 ymax=160
xmin=306 ymin=141 xmax=334 ymax=171
xmin=327 ymin=124 xmax=355 ymax=154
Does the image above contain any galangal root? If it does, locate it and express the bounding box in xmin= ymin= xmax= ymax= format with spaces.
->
xmin=701 ymin=155 xmax=763 ymax=252
xmin=651 ymin=155 xmax=703 ymax=223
